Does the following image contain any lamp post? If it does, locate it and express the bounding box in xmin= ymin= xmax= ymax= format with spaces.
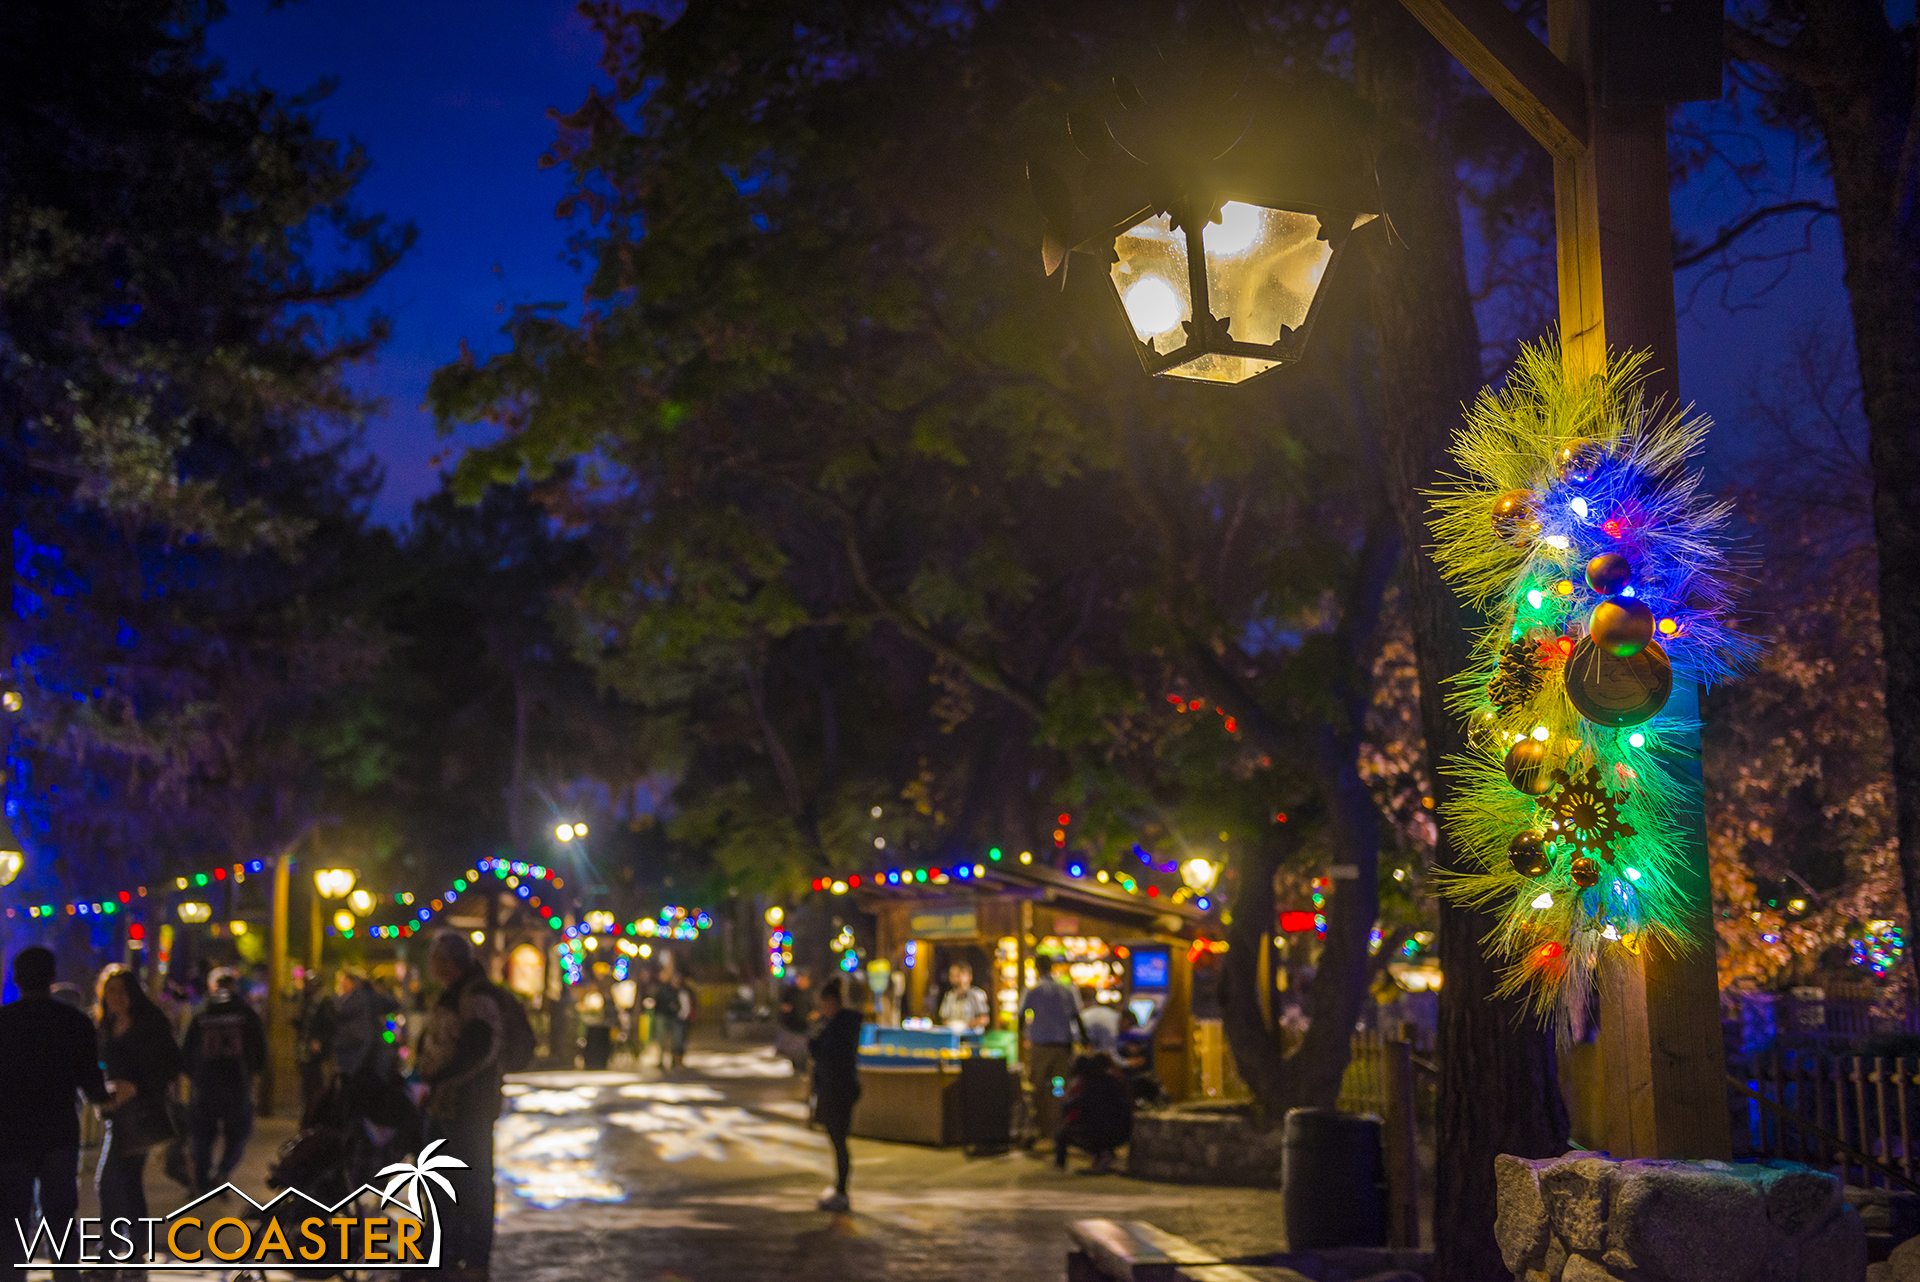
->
xmin=310 ymin=868 xmax=357 ymax=972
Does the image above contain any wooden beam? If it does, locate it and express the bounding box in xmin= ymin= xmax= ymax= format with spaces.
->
xmin=1398 ymin=0 xmax=1589 ymax=159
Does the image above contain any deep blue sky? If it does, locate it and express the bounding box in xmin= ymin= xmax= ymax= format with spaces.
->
xmin=207 ymin=3 xmax=1854 ymax=524
xmin=208 ymin=0 xmax=608 ymax=525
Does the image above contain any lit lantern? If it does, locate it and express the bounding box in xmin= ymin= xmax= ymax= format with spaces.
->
xmin=313 ymin=868 xmax=357 ymax=900
xmin=1032 ymin=62 xmax=1380 ymax=385
xmin=1180 ymin=857 xmax=1220 ymax=894
xmin=177 ymin=901 xmax=213 ymax=924
xmin=0 ymin=812 xmax=21 ymax=886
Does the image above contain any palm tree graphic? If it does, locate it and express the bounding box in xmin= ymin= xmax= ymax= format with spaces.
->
xmin=376 ymin=1139 xmax=469 ymax=1266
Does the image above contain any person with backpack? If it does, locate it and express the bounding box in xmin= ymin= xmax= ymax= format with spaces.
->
xmin=182 ymin=968 xmax=266 ymax=1192
xmin=415 ymin=932 xmax=506 ymax=1282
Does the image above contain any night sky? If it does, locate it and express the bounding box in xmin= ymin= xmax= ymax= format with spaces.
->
xmin=207 ymin=2 xmax=1855 ymax=525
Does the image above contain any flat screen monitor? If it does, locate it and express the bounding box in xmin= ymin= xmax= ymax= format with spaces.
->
xmin=1131 ymin=948 xmax=1170 ymax=990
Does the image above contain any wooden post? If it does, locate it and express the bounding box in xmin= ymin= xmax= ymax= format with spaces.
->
xmin=1157 ymin=945 xmax=1194 ymax=1101
xmin=1397 ymin=0 xmax=1729 ymax=1161
xmin=264 ymin=847 xmax=295 ymax=1116
xmin=1385 ymin=1035 xmax=1421 ymax=1247
xmin=308 ymin=889 xmax=323 ymax=975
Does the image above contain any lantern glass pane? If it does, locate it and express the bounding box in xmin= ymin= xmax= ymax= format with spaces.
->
xmin=1202 ymin=202 xmax=1331 ymax=348
xmin=1109 ymin=214 xmax=1193 ymax=352
xmin=1163 ymin=352 xmax=1284 ymax=384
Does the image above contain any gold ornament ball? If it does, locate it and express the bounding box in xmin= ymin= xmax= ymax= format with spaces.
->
xmin=1570 ymin=856 xmax=1601 ymax=889
xmin=1503 ymin=739 xmax=1555 ymax=796
xmin=1491 ymin=489 xmax=1538 ymax=541
xmin=1585 ymin=552 xmax=1632 ymax=595
xmin=1508 ymin=831 xmax=1550 ymax=878
xmin=1556 ymin=437 xmax=1607 ymax=483
xmin=1589 ymin=596 xmax=1656 ymax=657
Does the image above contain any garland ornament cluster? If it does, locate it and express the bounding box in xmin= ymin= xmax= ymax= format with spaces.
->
xmin=1428 ymin=342 xmax=1758 ymax=1020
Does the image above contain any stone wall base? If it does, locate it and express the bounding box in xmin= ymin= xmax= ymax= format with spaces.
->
xmin=1493 ymin=1152 xmax=1865 ymax=1282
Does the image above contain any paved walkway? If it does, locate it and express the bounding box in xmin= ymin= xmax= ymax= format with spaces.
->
xmin=491 ymin=1046 xmax=1289 ymax=1282
xmin=37 ymin=1043 xmax=1289 ymax=1281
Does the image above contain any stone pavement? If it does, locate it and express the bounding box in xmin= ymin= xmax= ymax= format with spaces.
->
xmin=33 ymin=1042 xmax=1289 ymax=1281
xmin=491 ymin=1046 xmax=1291 ymax=1282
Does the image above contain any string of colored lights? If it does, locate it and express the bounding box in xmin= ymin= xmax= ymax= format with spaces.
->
xmin=808 ymin=846 xmax=1216 ymax=911
xmin=4 ymin=858 xmax=272 ymax=921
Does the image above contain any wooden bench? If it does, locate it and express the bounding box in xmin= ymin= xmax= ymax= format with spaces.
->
xmin=1065 ymin=1220 xmax=1291 ymax=1282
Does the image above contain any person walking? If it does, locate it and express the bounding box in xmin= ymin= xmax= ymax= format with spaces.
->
xmin=808 ymin=976 xmax=862 ymax=1212
xmin=667 ymin=974 xmax=694 ymax=1070
xmin=415 ymin=931 xmax=504 ymax=1282
xmin=181 ymin=967 xmax=266 ymax=1191
xmin=0 ymin=947 xmax=108 ymax=1267
xmin=95 ymin=967 xmax=184 ymax=1220
xmin=936 ymin=963 xmax=990 ymax=1032
xmin=331 ymin=968 xmax=401 ymax=1083
xmin=1018 ymin=955 xmax=1084 ymax=1156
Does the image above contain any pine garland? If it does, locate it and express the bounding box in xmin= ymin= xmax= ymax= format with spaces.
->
xmin=1427 ymin=341 xmax=1759 ymax=1021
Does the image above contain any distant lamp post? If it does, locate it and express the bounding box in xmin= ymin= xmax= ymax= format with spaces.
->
xmin=1030 ymin=55 xmax=1379 ymax=385
xmin=177 ymin=901 xmax=213 ymax=924
xmin=1180 ymin=857 xmax=1220 ymax=895
xmin=311 ymin=867 xmax=359 ymax=970
xmin=584 ymin=910 xmax=616 ymax=933
xmin=765 ymin=906 xmax=784 ymax=927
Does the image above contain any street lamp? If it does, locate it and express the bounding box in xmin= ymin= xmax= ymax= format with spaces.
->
xmin=177 ymin=901 xmax=213 ymax=924
xmin=313 ymin=868 xmax=356 ymax=900
xmin=555 ymin=821 xmax=588 ymax=842
xmin=332 ymin=910 xmax=356 ymax=934
xmin=1181 ymin=857 xmax=1220 ymax=895
xmin=1031 ymin=66 xmax=1379 ymax=384
xmin=347 ymin=888 xmax=374 ymax=916
xmin=0 ymin=812 xmax=22 ymax=887
xmin=311 ymin=867 xmax=358 ymax=970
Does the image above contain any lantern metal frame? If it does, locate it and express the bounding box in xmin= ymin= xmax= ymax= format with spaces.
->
xmin=1078 ymin=196 xmax=1371 ymax=384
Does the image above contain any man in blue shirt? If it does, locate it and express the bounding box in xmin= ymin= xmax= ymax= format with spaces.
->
xmin=1018 ymin=956 xmax=1083 ymax=1157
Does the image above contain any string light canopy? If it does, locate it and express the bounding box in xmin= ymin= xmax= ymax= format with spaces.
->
xmin=1030 ymin=37 xmax=1379 ymax=385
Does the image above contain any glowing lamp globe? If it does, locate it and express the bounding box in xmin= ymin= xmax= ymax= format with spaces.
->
xmin=0 ymin=849 xmax=21 ymax=888
xmin=333 ymin=910 xmax=356 ymax=933
xmin=1180 ymin=857 xmax=1220 ymax=894
xmin=313 ymin=868 xmax=357 ymax=900
xmin=1103 ymin=198 xmax=1369 ymax=384
xmin=1031 ymin=62 xmax=1381 ymax=386
xmin=347 ymin=888 xmax=374 ymax=915
xmin=177 ymin=901 xmax=212 ymax=924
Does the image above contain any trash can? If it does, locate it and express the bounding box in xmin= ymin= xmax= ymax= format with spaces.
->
xmin=1281 ymin=1107 xmax=1388 ymax=1249
xmin=582 ymin=1024 xmax=613 ymax=1071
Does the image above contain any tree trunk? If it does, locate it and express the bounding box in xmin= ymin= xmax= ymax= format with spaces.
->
xmin=1784 ymin=0 xmax=1920 ymax=997
xmin=1354 ymin=3 xmax=1570 ymax=1276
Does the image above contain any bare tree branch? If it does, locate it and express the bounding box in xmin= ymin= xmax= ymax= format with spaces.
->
xmin=1673 ymin=199 xmax=1838 ymax=269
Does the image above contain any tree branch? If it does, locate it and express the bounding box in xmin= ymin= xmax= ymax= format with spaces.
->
xmin=1723 ymin=21 xmax=1833 ymax=88
xmin=1673 ymin=200 xmax=1838 ymax=270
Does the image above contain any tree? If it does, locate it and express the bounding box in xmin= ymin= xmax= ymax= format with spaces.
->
xmin=1722 ymin=0 xmax=1920 ymax=994
xmin=433 ymin=0 xmax=1423 ymax=1119
xmin=0 ymin=0 xmax=409 ymax=931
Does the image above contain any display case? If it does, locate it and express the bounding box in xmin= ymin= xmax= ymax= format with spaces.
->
xmin=850 ymin=1025 xmax=1016 ymax=1146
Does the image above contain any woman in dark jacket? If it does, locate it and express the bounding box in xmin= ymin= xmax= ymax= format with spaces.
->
xmin=1056 ymin=1051 xmax=1133 ymax=1174
xmin=96 ymin=967 xmax=184 ymax=1223
xmin=807 ymin=977 xmax=863 ymax=1212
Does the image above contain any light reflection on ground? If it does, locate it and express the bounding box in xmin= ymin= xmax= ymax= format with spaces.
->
xmin=616 ymin=1082 xmax=726 ymax=1103
xmin=680 ymin=1048 xmax=794 ymax=1078
xmin=509 ymin=1086 xmax=607 ymax=1114
xmin=495 ymin=1114 xmax=627 ymax=1208
xmin=607 ymin=1104 xmax=829 ymax=1171
xmin=507 ymin=1070 xmax=643 ymax=1089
